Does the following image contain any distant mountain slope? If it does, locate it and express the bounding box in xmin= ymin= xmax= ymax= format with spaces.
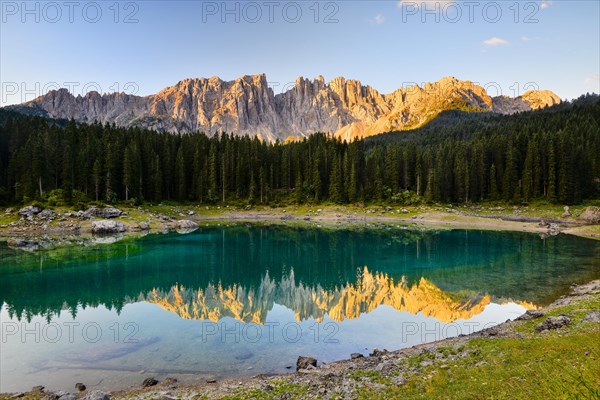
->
xmin=7 ymin=74 xmax=560 ymax=141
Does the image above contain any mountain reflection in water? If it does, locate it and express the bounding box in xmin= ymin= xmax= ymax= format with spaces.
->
xmin=149 ymin=268 xmax=503 ymax=323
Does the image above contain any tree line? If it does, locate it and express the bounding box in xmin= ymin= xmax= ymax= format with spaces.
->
xmin=0 ymin=95 xmax=598 ymax=207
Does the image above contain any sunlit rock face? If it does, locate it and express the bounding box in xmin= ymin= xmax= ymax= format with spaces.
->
xmin=12 ymin=75 xmax=560 ymax=141
xmin=492 ymin=90 xmax=561 ymax=114
xmin=147 ymin=267 xmax=537 ymax=324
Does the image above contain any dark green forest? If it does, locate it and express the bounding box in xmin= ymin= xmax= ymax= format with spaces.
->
xmin=0 ymin=95 xmax=598 ymax=207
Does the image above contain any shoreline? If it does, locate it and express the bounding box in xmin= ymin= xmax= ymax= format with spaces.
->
xmin=1 ymin=204 xmax=599 ymax=252
xmin=2 ymin=280 xmax=598 ymax=399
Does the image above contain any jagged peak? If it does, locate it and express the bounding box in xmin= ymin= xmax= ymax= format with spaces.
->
xmin=12 ymin=73 xmax=561 ymax=141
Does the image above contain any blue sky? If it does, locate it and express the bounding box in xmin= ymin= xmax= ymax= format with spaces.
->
xmin=1 ymin=0 xmax=598 ymax=106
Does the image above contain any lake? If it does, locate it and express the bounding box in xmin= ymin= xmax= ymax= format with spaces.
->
xmin=1 ymin=224 xmax=599 ymax=392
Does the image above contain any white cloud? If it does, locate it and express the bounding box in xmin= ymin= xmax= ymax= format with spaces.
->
xmin=397 ymin=0 xmax=455 ymax=11
xmin=482 ymin=37 xmax=511 ymax=46
xmin=372 ymin=14 xmax=385 ymax=25
xmin=540 ymin=1 xmax=553 ymax=10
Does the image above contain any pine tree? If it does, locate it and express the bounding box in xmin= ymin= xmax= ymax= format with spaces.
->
xmin=547 ymin=140 xmax=557 ymax=202
xmin=489 ymin=164 xmax=499 ymax=200
xmin=294 ymin=169 xmax=303 ymax=204
xmin=328 ymin=152 xmax=343 ymax=203
xmin=92 ymin=159 xmax=102 ymax=201
xmin=522 ymin=143 xmax=534 ymax=202
xmin=175 ymin=145 xmax=186 ymax=200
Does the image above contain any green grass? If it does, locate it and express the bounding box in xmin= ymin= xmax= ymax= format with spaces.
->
xmin=389 ymin=333 xmax=599 ymax=400
xmin=351 ymin=295 xmax=600 ymax=400
xmin=198 ymin=379 xmax=310 ymax=400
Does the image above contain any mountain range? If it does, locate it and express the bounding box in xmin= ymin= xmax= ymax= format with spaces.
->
xmin=7 ymin=74 xmax=561 ymax=141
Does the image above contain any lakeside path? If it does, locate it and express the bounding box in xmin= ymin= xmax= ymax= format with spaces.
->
xmin=3 ymin=280 xmax=598 ymax=400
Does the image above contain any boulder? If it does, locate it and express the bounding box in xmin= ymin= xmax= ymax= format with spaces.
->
xmin=176 ymin=220 xmax=198 ymax=230
xmin=80 ymin=391 xmax=110 ymax=400
xmin=516 ymin=309 xmax=544 ymax=321
xmin=351 ymin=353 xmax=364 ymax=359
xmin=37 ymin=209 xmax=56 ymax=220
xmin=85 ymin=206 xmax=122 ymax=219
xmin=535 ymin=315 xmax=571 ymax=332
xmin=296 ymin=356 xmax=317 ymax=370
xmin=548 ymin=223 xmax=560 ymax=236
xmin=582 ymin=310 xmax=600 ymax=323
xmin=18 ymin=205 xmax=43 ymax=218
xmin=142 ymin=377 xmax=158 ymax=387
xmin=138 ymin=222 xmax=150 ymax=230
xmin=75 ymin=383 xmax=86 ymax=392
xmin=579 ymin=206 xmax=600 ymax=224
xmin=91 ymin=220 xmax=126 ymax=234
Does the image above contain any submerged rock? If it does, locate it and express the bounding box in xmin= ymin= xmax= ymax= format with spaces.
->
xmin=163 ymin=377 xmax=178 ymax=386
xmin=234 ymin=351 xmax=254 ymax=360
xmin=91 ymin=220 xmax=126 ymax=234
xmin=7 ymin=238 xmax=38 ymax=250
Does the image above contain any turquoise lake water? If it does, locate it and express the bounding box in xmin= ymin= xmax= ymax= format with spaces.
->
xmin=1 ymin=225 xmax=598 ymax=392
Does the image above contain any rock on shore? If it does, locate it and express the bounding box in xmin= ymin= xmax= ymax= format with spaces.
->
xmin=91 ymin=220 xmax=126 ymax=234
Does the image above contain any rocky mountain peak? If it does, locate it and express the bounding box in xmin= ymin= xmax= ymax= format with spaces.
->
xmin=10 ymin=74 xmax=561 ymax=141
